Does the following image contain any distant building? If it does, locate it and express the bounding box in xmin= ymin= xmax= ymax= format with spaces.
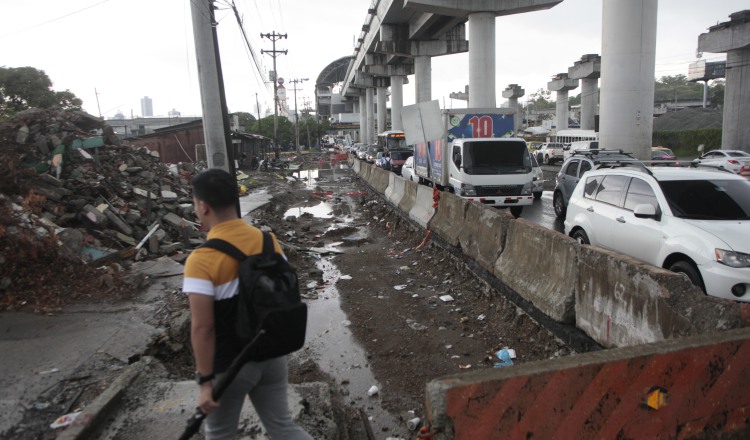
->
xmin=141 ymin=96 xmax=153 ymax=117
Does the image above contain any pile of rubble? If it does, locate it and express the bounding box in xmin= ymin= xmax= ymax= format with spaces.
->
xmin=0 ymin=108 xmax=202 ymax=310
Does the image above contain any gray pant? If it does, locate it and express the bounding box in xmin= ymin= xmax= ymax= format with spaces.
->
xmin=204 ymin=357 xmax=313 ymax=440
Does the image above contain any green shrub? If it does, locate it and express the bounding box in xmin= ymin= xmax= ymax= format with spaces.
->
xmin=653 ymin=129 xmax=722 ymax=158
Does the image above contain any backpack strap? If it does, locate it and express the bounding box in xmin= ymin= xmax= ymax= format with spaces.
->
xmin=201 ymin=238 xmax=246 ymax=261
xmin=261 ymin=232 xmax=274 ymax=255
xmin=202 ymin=232 xmax=275 ymax=260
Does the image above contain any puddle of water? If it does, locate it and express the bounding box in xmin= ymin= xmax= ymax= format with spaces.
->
xmin=303 ymin=257 xmax=405 ymax=437
xmin=295 ymin=169 xmax=320 ymax=189
xmin=283 ymin=201 xmax=334 ymax=219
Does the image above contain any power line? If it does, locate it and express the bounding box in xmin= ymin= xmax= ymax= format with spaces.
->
xmin=0 ymin=0 xmax=114 ymax=39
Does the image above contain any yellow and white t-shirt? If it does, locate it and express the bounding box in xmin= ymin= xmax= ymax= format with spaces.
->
xmin=182 ymin=219 xmax=283 ymax=372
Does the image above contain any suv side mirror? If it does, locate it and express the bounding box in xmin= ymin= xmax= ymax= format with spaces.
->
xmin=633 ymin=204 xmax=657 ymax=219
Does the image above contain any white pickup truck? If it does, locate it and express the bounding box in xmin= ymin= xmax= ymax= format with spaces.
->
xmin=536 ymin=142 xmax=566 ymax=165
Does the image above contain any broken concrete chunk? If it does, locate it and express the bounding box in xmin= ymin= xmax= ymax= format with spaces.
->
xmin=159 ymin=242 xmax=184 ymax=254
xmin=116 ymin=233 xmax=136 ymax=246
xmin=161 ymin=190 xmax=178 ymax=201
xmin=82 ymin=205 xmax=108 ymax=225
xmin=133 ymin=188 xmax=157 ymax=199
xmin=162 ymin=212 xmax=186 ymax=229
xmin=102 ymin=208 xmax=133 ymax=236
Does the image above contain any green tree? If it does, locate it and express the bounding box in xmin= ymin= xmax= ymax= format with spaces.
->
xmin=709 ymin=80 xmax=724 ymax=108
xmin=654 ymin=74 xmax=703 ymax=103
xmin=231 ymin=111 xmax=256 ymax=131
xmin=528 ymin=88 xmax=554 ymax=108
xmin=0 ymin=67 xmax=82 ymax=120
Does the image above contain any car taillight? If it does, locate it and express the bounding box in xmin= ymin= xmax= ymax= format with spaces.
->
xmin=728 ymin=159 xmax=740 ymax=165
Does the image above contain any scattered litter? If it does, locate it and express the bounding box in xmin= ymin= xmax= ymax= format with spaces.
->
xmin=407 ymin=319 xmax=428 ymax=331
xmin=494 ymin=348 xmax=516 ymax=367
xmin=407 ymin=417 xmax=422 ymax=431
xmin=39 ymin=368 xmax=60 ymax=375
xmin=367 ymin=385 xmax=379 ymax=396
xmin=341 ymin=320 xmax=351 ymax=327
xmin=394 ymin=284 xmax=407 ymax=290
xmin=460 ymin=316 xmax=469 ymax=323
xmin=399 ymin=266 xmax=410 ymax=271
xmin=439 ymin=295 xmax=454 ymax=302
xmin=32 ymin=402 xmax=50 ymax=410
xmin=445 ymin=344 xmax=453 ymax=349
xmin=459 ymin=364 xmax=472 ymax=369
xmin=451 ymin=355 xmax=461 ymax=359
xmin=340 ymin=275 xmax=352 ymax=280
xmin=477 ymin=314 xmax=486 ymax=321
xmin=50 ymin=411 xmax=81 ymax=429
xmin=412 ymin=294 xmax=419 ymax=298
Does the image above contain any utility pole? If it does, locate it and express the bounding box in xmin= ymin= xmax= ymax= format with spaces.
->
xmin=260 ymin=31 xmax=287 ymax=159
xmin=290 ymin=78 xmax=308 ymax=152
xmin=190 ymin=0 xmax=236 ymax=177
xmin=94 ymin=88 xmax=102 ymax=118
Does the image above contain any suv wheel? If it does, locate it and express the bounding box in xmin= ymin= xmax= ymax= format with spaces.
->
xmin=571 ymin=229 xmax=590 ymax=245
xmin=669 ymin=261 xmax=706 ymax=293
xmin=553 ymin=191 xmax=566 ymax=218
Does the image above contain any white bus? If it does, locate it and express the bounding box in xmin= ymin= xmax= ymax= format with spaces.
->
xmin=553 ymin=129 xmax=598 ymax=145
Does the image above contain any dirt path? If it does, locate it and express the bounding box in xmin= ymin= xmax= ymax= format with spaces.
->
xmin=248 ymin=159 xmax=575 ymax=436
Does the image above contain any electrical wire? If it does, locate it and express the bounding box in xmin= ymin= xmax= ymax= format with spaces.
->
xmin=0 ymin=0 xmax=114 ymax=39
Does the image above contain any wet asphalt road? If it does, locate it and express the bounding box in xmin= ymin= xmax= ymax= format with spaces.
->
xmin=521 ymin=164 xmax=564 ymax=233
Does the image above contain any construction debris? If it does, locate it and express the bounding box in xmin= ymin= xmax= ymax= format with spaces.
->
xmin=0 ymin=108 xmax=202 ymax=310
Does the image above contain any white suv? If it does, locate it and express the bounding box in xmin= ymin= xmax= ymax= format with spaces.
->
xmin=564 ymin=166 xmax=750 ymax=302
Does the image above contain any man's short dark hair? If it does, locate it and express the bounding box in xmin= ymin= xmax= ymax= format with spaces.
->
xmin=191 ymin=168 xmax=237 ymax=210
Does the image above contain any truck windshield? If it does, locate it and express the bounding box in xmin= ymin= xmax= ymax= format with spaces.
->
xmin=462 ymin=141 xmax=532 ymax=175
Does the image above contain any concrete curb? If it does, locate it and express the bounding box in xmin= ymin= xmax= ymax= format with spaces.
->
xmin=56 ymin=360 xmax=145 ymax=440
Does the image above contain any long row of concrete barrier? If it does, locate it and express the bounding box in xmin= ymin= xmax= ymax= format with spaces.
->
xmin=355 ymin=160 xmax=748 ymax=347
xmin=354 ymin=159 xmax=750 ymax=439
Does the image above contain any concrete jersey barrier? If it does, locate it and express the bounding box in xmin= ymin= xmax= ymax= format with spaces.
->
xmin=429 ymin=192 xmax=469 ymax=248
xmin=425 ymin=327 xmax=750 ymax=440
xmin=384 ymin=173 xmax=405 ymax=207
xmin=398 ymin=180 xmax=418 ymax=214
xmin=494 ymin=219 xmax=578 ymax=324
xmin=409 ymin=184 xmax=435 ymax=228
xmin=458 ymin=203 xmax=513 ymax=274
xmin=575 ymin=244 xmax=746 ymax=348
xmin=370 ymin=166 xmax=390 ymax=193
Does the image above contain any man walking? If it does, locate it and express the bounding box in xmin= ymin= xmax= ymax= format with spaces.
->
xmin=182 ymin=168 xmax=312 ymax=440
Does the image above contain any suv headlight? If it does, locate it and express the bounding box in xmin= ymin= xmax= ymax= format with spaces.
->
xmin=521 ymin=182 xmax=532 ymax=196
xmin=460 ymin=184 xmax=477 ymax=196
xmin=716 ymin=249 xmax=750 ymax=268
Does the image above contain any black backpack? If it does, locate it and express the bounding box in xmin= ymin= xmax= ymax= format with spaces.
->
xmin=202 ymin=232 xmax=307 ymax=361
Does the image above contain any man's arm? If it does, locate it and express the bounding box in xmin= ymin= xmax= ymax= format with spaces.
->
xmin=188 ymin=293 xmax=219 ymax=413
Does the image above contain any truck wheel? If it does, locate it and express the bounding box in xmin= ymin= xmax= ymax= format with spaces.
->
xmin=533 ymin=192 xmax=542 ymax=199
xmin=510 ymin=206 xmax=523 ymax=218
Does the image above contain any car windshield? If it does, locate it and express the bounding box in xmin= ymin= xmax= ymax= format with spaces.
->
xmin=659 ymin=179 xmax=750 ymax=220
xmin=391 ymin=151 xmax=412 ymax=160
xmin=461 ymin=141 xmax=531 ymax=175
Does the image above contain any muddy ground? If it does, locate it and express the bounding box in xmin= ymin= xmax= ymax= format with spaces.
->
xmin=244 ymin=157 xmax=576 ymax=437
xmin=3 ymin=154 xmax=576 ymax=440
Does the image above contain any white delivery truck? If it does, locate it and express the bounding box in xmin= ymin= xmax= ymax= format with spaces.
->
xmin=408 ymin=105 xmax=535 ymax=216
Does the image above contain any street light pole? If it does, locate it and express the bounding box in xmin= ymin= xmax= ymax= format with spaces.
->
xmin=290 ymin=78 xmax=308 ymax=152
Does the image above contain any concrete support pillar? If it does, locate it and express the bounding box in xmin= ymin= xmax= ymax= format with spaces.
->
xmin=469 ymin=12 xmax=496 ymax=108
xmin=415 ymin=56 xmax=432 ymax=103
xmin=365 ymin=87 xmax=375 ymax=144
xmin=548 ymin=74 xmax=578 ymax=133
xmin=580 ymin=78 xmax=598 ymax=130
xmin=555 ymin=90 xmax=570 ymax=131
xmin=356 ymin=97 xmax=364 ymax=143
xmin=723 ymin=48 xmax=750 ymax=149
xmin=698 ymin=11 xmax=750 ymax=151
xmin=600 ymin=0 xmax=657 ymax=160
xmin=377 ymin=86 xmax=388 ymax=135
xmin=503 ymin=84 xmax=525 ymax=136
xmin=390 ymin=76 xmax=404 ymax=131
xmin=568 ymin=54 xmax=601 ymax=131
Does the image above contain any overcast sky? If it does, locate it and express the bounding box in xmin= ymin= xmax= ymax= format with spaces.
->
xmin=1 ymin=0 xmax=746 ymax=119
